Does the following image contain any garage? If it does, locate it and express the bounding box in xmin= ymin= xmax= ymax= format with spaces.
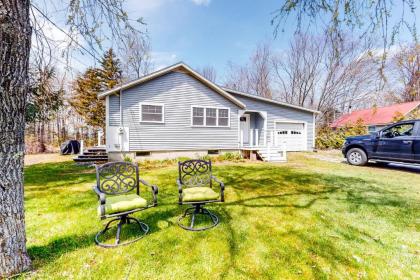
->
xmin=275 ymin=121 xmax=307 ymax=151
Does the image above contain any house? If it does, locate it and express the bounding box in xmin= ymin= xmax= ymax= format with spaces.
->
xmin=98 ymin=62 xmax=319 ymax=162
xmin=331 ymin=101 xmax=420 ymax=133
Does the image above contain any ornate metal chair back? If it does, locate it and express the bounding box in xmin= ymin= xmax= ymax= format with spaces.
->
xmin=96 ymin=162 xmax=139 ymax=195
xmin=178 ymin=159 xmax=212 ymax=188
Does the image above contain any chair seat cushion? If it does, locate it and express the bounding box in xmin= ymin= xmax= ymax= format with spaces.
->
xmin=182 ymin=187 xmax=219 ymax=202
xmin=99 ymin=194 xmax=147 ymax=216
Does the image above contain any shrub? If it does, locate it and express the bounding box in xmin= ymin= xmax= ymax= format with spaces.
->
xmin=316 ymin=119 xmax=368 ymax=149
xmin=123 ymin=155 xmax=133 ymax=163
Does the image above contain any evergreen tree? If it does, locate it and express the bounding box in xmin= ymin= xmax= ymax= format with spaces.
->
xmin=70 ymin=48 xmax=122 ymax=129
xmin=100 ymin=48 xmax=122 ymax=89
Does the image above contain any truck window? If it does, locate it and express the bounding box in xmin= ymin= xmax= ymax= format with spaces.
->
xmin=381 ymin=123 xmax=414 ymax=138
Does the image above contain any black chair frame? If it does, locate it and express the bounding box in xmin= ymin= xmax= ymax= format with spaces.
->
xmin=177 ymin=159 xmax=224 ymax=231
xmin=93 ymin=161 xmax=158 ymax=248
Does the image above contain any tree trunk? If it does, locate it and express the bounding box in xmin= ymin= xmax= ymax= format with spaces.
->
xmin=0 ymin=0 xmax=32 ymax=277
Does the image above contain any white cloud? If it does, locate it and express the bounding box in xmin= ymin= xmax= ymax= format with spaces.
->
xmin=150 ymin=51 xmax=179 ymax=69
xmin=191 ymin=0 xmax=211 ymax=6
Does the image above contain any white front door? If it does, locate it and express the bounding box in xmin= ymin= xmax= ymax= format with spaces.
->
xmin=275 ymin=122 xmax=306 ymax=151
xmin=240 ymin=114 xmax=251 ymax=144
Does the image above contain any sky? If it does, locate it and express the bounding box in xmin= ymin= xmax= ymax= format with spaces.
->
xmin=123 ymin=0 xmax=289 ymax=73
xmin=33 ymin=0 xmax=418 ymax=81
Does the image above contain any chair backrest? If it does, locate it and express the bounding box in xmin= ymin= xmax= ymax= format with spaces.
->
xmin=96 ymin=161 xmax=139 ymax=195
xmin=178 ymin=159 xmax=212 ymax=188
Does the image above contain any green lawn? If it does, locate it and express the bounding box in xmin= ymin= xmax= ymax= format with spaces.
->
xmin=23 ymin=153 xmax=420 ymax=279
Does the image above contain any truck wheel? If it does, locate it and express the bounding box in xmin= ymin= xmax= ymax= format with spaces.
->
xmin=346 ymin=148 xmax=368 ymax=166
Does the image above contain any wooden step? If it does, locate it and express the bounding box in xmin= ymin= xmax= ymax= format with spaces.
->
xmin=87 ymin=148 xmax=106 ymax=153
xmin=73 ymin=157 xmax=108 ymax=162
xmin=77 ymin=154 xmax=108 ymax=159
xmin=80 ymin=152 xmax=108 ymax=156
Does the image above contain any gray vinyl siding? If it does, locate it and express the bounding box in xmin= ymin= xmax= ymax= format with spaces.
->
xmin=109 ymin=94 xmax=120 ymax=126
xmin=120 ymin=71 xmax=241 ymax=151
xmin=232 ymin=94 xmax=315 ymax=150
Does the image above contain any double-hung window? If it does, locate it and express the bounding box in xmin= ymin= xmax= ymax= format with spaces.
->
xmin=140 ymin=103 xmax=164 ymax=123
xmin=191 ymin=106 xmax=230 ymax=127
xmin=192 ymin=107 xmax=204 ymax=126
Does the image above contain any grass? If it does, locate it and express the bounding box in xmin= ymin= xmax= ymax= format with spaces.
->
xmin=22 ymin=152 xmax=420 ymax=279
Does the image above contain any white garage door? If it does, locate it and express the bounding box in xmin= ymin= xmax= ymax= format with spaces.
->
xmin=275 ymin=122 xmax=306 ymax=151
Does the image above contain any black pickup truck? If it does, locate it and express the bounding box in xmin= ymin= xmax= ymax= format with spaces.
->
xmin=342 ymin=119 xmax=420 ymax=166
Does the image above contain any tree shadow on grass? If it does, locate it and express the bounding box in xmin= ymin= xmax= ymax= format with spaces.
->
xmin=24 ymin=162 xmax=96 ymax=190
xmin=27 ymin=206 xmax=180 ymax=267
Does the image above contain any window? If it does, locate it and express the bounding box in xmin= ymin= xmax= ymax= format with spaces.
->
xmin=191 ymin=106 xmax=230 ymax=127
xmin=206 ymin=108 xmax=217 ymax=126
xmin=192 ymin=107 xmax=204 ymax=126
xmin=368 ymin=125 xmax=377 ymax=133
xmin=218 ymin=109 xmax=229 ymax=126
xmin=136 ymin=151 xmax=151 ymax=157
xmin=140 ymin=103 xmax=164 ymax=123
xmin=381 ymin=123 xmax=414 ymax=138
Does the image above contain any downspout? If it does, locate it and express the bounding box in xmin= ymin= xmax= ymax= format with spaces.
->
xmin=119 ymin=89 xmax=123 ymax=152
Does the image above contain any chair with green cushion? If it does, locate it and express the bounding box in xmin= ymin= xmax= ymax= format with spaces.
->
xmin=177 ymin=159 xmax=224 ymax=231
xmin=93 ymin=161 xmax=158 ymax=247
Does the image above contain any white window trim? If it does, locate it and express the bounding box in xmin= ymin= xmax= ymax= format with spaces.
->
xmin=191 ymin=105 xmax=230 ymax=127
xmin=139 ymin=102 xmax=165 ymax=123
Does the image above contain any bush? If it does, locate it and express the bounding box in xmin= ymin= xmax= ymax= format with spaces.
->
xmin=316 ymin=119 xmax=368 ymax=150
xmin=137 ymin=152 xmax=244 ymax=169
xmin=123 ymin=155 xmax=133 ymax=163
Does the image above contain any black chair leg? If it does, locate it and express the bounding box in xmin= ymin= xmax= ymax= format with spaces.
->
xmin=95 ymin=215 xmax=149 ymax=248
xmin=178 ymin=204 xmax=219 ymax=231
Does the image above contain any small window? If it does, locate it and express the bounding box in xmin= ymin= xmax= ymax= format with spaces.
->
xmin=140 ymin=103 xmax=164 ymax=123
xmin=206 ymin=108 xmax=217 ymax=126
xmin=368 ymin=126 xmax=377 ymax=133
xmin=208 ymin=150 xmax=219 ymax=155
xmin=136 ymin=151 xmax=151 ymax=157
xmin=192 ymin=107 xmax=204 ymax=126
xmin=218 ymin=109 xmax=229 ymax=127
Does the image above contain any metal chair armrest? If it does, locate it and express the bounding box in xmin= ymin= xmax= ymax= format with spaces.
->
xmin=151 ymin=185 xmax=158 ymax=206
xmin=176 ymin=178 xmax=183 ymax=204
xmin=93 ymin=185 xmax=106 ymax=205
xmin=211 ymin=176 xmax=225 ymax=202
xmin=93 ymin=185 xmax=106 ymax=217
xmin=139 ymin=178 xmax=158 ymax=206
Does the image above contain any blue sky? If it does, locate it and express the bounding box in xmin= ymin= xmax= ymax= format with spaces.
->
xmin=35 ymin=0 xmax=418 ymax=80
xmin=123 ymin=0 xmax=290 ymax=76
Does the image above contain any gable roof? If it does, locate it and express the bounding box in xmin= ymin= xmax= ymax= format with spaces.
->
xmin=98 ymin=62 xmax=246 ymax=108
xmin=331 ymin=101 xmax=420 ymax=128
xmin=223 ymin=88 xmax=320 ymax=114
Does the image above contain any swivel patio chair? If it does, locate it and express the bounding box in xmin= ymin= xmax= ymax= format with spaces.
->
xmin=177 ymin=159 xmax=225 ymax=231
xmin=93 ymin=161 xmax=158 ymax=247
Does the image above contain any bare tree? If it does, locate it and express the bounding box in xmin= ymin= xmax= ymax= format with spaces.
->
xmin=224 ymin=61 xmax=252 ymax=93
xmin=0 ymin=0 xmax=146 ymax=276
xmin=198 ymin=65 xmax=217 ymax=82
xmin=272 ymin=34 xmax=325 ymax=106
xmin=270 ymin=32 xmax=380 ymax=124
xmin=272 ymin=0 xmax=418 ymax=54
xmin=392 ymin=44 xmax=420 ymax=102
xmin=249 ymin=44 xmax=272 ymax=98
xmin=224 ymin=43 xmax=273 ymax=98
xmin=121 ymin=31 xmax=153 ymax=80
xmin=317 ymin=36 xmax=380 ymax=117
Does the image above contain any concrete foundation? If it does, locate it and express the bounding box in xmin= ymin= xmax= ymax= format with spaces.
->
xmin=108 ymin=149 xmax=240 ymax=161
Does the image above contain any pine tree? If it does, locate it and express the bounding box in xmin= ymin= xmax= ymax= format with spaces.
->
xmin=70 ymin=48 xmax=122 ymax=129
xmin=70 ymin=67 xmax=104 ymax=128
xmin=100 ymin=48 xmax=122 ymax=89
